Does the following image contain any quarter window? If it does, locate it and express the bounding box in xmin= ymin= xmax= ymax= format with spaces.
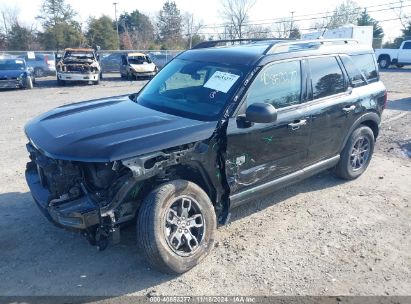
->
xmin=309 ymin=57 xmax=346 ymax=99
xmin=351 ymin=54 xmax=378 ymax=82
xmin=247 ymin=60 xmax=302 ymax=109
xmin=340 ymin=56 xmax=366 ymax=87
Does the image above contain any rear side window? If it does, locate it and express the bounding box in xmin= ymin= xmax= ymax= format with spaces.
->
xmin=247 ymin=60 xmax=302 ymax=109
xmin=309 ymin=56 xmax=346 ymax=99
xmin=340 ymin=56 xmax=366 ymax=87
xmin=351 ymin=54 xmax=378 ymax=82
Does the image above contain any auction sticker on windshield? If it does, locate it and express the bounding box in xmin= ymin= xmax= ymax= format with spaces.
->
xmin=204 ymin=71 xmax=240 ymax=93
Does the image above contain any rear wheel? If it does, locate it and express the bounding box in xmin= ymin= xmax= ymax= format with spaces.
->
xmin=334 ymin=125 xmax=375 ymax=180
xmin=378 ymin=56 xmax=391 ymax=69
xmin=136 ymin=180 xmax=216 ymax=274
xmin=396 ymin=63 xmax=404 ymax=68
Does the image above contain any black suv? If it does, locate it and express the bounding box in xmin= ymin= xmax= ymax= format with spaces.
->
xmin=24 ymin=39 xmax=386 ymax=274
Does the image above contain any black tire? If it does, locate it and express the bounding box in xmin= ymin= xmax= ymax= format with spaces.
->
xmin=378 ymin=56 xmax=391 ymax=69
xmin=25 ymin=77 xmax=33 ymax=89
xmin=100 ymin=72 xmax=103 ymax=80
xmin=334 ymin=125 xmax=375 ymax=180
xmin=136 ymin=180 xmax=216 ymax=274
xmin=396 ymin=64 xmax=404 ymax=68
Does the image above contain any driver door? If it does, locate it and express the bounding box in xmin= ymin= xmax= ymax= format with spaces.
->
xmin=225 ymin=59 xmax=310 ymax=206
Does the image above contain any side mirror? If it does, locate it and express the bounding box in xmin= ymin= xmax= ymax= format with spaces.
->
xmin=245 ymin=103 xmax=278 ymax=123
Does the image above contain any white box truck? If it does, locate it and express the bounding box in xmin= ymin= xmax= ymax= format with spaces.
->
xmin=301 ymin=25 xmax=374 ymax=46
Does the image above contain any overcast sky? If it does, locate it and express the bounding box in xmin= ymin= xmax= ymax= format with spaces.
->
xmin=1 ymin=0 xmax=409 ymax=42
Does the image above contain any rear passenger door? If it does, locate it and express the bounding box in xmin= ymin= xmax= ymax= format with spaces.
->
xmin=305 ymin=56 xmax=358 ymax=165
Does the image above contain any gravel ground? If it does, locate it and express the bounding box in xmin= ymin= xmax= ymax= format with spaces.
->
xmin=0 ymin=71 xmax=409 ymax=297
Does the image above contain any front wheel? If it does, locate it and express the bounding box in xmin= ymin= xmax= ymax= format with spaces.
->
xmin=25 ymin=76 xmax=33 ymax=89
xmin=136 ymin=180 xmax=216 ymax=274
xmin=334 ymin=125 xmax=375 ymax=180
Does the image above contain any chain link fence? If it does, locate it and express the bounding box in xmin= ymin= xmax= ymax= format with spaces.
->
xmin=0 ymin=50 xmax=182 ymax=77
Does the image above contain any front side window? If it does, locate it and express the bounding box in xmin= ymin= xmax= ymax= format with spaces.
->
xmin=351 ymin=54 xmax=378 ymax=82
xmin=247 ymin=60 xmax=302 ymax=109
xmin=136 ymin=58 xmax=247 ymax=121
xmin=309 ymin=56 xmax=346 ymax=99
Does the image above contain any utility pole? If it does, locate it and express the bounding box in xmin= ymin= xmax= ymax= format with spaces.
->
xmin=290 ymin=11 xmax=295 ymax=38
xmin=113 ymin=2 xmax=120 ymax=48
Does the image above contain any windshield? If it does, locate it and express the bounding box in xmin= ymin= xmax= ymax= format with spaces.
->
xmin=0 ymin=59 xmax=26 ymax=70
xmin=128 ymin=56 xmax=151 ymax=64
xmin=136 ymin=58 xmax=247 ymax=121
xmin=64 ymin=51 xmax=95 ymax=60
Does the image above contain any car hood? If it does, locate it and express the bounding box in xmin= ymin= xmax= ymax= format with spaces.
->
xmin=130 ymin=63 xmax=155 ymax=72
xmin=25 ymin=95 xmax=218 ymax=162
xmin=0 ymin=70 xmax=24 ymax=78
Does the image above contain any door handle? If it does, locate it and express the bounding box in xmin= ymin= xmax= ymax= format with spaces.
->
xmin=288 ymin=119 xmax=307 ymax=130
xmin=342 ymin=105 xmax=356 ymax=113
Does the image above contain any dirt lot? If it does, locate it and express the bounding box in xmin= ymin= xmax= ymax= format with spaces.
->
xmin=0 ymin=71 xmax=410 ymax=297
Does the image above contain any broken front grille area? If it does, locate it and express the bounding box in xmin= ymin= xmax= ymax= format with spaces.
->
xmin=26 ymin=143 xmax=83 ymax=201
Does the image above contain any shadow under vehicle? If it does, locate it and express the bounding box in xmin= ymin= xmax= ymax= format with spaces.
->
xmin=24 ymin=38 xmax=386 ymax=274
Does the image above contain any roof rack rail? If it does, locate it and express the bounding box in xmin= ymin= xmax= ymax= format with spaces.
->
xmin=265 ymin=39 xmax=359 ymax=54
xmin=192 ymin=38 xmax=292 ymax=49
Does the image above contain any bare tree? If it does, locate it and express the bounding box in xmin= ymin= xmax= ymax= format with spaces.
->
xmin=246 ymin=24 xmax=271 ymax=38
xmin=390 ymin=0 xmax=410 ymax=30
xmin=0 ymin=5 xmax=19 ymax=36
xmin=272 ymin=19 xmax=293 ymax=39
xmin=184 ymin=13 xmax=203 ymax=48
xmin=219 ymin=0 xmax=256 ymax=39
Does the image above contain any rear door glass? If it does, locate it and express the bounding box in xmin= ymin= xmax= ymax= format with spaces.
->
xmin=309 ymin=56 xmax=346 ymax=99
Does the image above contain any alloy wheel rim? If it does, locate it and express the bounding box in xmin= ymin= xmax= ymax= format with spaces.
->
xmin=163 ymin=196 xmax=205 ymax=257
xmin=350 ymin=136 xmax=370 ymax=171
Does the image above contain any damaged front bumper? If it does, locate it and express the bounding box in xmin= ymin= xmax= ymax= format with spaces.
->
xmin=57 ymin=72 xmax=99 ymax=82
xmin=25 ymin=165 xmax=100 ymax=231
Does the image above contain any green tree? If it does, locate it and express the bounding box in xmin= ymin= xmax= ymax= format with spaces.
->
xmin=7 ymin=22 xmax=37 ymax=50
xmin=86 ymin=15 xmax=118 ymax=50
xmin=357 ymin=9 xmax=384 ymax=48
xmin=156 ymin=1 xmax=183 ymax=48
xmin=118 ymin=10 xmax=154 ymax=49
xmin=37 ymin=0 xmax=84 ymax=50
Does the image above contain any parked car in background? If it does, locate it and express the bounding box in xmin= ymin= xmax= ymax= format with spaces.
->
xmin=18 ymin=52 xmax=56 ymax=77
xmin=120 ymin=52 xmax=158 ymax=79
xmin=100 ymin=52 xmax=123 ymax=73
xmin=149 ymin=52 xmax=174 ymax=69
xmin=375 ymin=40 xmax=411 ymax=68
xmin=24 ymin=38 xmax=386 ymax=274
xmin=56 ymin=48 xmax=102 ymax=85
xmin=0 ymin=58 xmax=35 ymax=89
